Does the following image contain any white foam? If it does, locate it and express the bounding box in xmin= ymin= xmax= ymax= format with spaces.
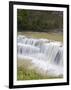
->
xmin=17 ymin=35 xmax=63 ymax=77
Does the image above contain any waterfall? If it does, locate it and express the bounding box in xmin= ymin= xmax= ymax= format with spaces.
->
xmin=17 ymin=35 xmax=63 ymax=76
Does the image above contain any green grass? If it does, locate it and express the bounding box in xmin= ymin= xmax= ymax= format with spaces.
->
xmin=18 ymin=31 xmax=63 ymax=42
xmin=17 ymin=66 xmax=46 ymax=80
xmin=17 ymin=59 xmax=63 ymax=80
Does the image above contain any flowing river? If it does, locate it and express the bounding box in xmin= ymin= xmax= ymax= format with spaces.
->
xmin=17 ymin=35 xmax=63 ymax=77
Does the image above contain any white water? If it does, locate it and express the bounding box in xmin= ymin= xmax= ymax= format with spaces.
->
xmin=17 ymin=35 xmax=63 ymax=76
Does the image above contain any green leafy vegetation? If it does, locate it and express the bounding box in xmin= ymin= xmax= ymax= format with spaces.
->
xmin=17 ymin=9 xmax=63 ymax=32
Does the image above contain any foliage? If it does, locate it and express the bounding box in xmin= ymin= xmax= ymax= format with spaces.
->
xmin=17 ymin=9 xmax=63 ymax=32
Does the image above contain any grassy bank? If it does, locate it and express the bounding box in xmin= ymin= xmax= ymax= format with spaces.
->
xmin=17 ymin=31 xmax=63 ymax=42
xmin=17 ymin=59 xmax=63 ymax=80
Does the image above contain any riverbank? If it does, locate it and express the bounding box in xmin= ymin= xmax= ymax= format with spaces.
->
xmin=17 ymin=58 xmax=63 ymax=80
xmin=17 ymin=31 xmax=63 ymax=42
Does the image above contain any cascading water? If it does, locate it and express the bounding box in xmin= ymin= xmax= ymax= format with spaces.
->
xmin=17 ymin=35 xmax=63 ymax=77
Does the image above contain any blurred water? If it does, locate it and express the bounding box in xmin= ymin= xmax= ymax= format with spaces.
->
xmin=17 ymin=35 xmax=63 ymax=76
